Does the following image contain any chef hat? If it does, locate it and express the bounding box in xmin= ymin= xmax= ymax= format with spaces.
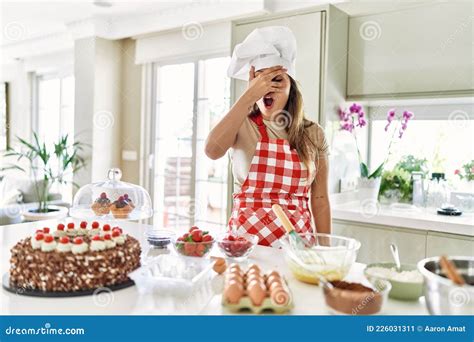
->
xmin=227 ymin=26 xmax=297 ymax=80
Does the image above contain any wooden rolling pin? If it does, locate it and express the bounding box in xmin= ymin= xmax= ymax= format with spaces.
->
xmin=440 ymin=255 xmax=465 ymax=285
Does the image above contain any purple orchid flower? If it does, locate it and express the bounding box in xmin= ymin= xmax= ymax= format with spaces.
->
xmin=349 ymin=103 xmax=362 ymax=114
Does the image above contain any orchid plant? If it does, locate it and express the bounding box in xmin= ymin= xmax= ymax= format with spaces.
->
xmin=339 ymin=103 xmax=414 ymax=179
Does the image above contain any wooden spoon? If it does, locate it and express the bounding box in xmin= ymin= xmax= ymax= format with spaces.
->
xmin=439 ymin=255 xmax=465 ymax=285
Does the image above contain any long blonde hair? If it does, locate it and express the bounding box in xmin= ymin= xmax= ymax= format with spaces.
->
xmin=250 ymin=76 xmax=317 ymax=167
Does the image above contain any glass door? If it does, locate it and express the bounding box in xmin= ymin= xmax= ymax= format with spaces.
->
xmin=152 ymin=56 xmax=230 ymax=233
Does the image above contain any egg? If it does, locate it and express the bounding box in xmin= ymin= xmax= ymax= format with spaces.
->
xmin=246 ymin=273 xmax=263 ymax=284
xmin=212 ymin=257 xmax=227 ymax=274
xmin=247 ymin=264 xmax=260 ymax=274
xmin=228 ymin=263 xmax=241 ymax=272
xmin=224 ymin=280 xmax=244 ymax=304
xmin=267 ymin=270 xmax=281 ymax=280
xmin=247 ymin=280 xmax=266 ymax=306
xmin=266 ymin=274 xmax=281 ymax=286
xmin=226 ymin=273 xmax=243 ymax=285
xmin=269 ymin=280 xmax=284 ymax=292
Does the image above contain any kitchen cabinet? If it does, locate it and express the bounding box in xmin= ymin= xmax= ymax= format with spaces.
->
xmin=426 ymin=232 xmax=474 ymax=258
xmin=333 ymin=220 xmax=426 ymax=265
xmin=334 ymin=219 xmax=474 ymax=265
xmin=347 ymin=2 xmax=473 ymax=98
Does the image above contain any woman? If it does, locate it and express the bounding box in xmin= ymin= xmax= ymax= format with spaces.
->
xmin=205 ymin=26 xmax=331 ymax=247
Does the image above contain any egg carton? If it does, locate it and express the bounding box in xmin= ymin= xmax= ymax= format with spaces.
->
xmin=222 ymin=279 xmax=294 ymax=314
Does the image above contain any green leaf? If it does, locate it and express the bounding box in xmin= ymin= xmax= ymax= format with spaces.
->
xmin=360 ymin=162 xmax=369 ymax=178
xmin=369 ymin=162 xmax=385 ymax=179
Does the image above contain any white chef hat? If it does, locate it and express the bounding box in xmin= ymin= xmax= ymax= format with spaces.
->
xmin=227 ymin=26 xmax=297 ymax=80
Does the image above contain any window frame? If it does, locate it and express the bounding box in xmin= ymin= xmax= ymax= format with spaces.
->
xmin=149 ymin=52 xmax=231 ymax=228
xmin=366 ymin=100 xmax=474 ymax=172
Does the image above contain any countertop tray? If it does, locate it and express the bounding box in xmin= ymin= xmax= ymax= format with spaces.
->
xmin=2 ymin=273 xmax=134 ymax=298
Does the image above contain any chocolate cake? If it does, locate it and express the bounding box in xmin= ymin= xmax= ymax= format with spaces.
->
xmin=9 ymin=222 xmax=141 ymax=293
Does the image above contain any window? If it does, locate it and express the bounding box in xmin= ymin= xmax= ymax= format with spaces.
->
xmin=35 ymin=73 xmax=75 ymax=202
xmin=152 ymin=56 xmax=230 ymax=232
xmin=0 ymin=82 xmax=8 ymax=151
xmin=369 ymin=104 xmax=474 ymax=185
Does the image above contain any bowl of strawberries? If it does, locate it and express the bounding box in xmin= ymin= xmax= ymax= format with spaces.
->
xmin=217 ymin=232 xmax=258 ymax=261
xmin=173 ymin=226 xmax=215 ymax=257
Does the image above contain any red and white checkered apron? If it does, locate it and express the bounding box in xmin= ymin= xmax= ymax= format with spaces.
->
xmin=228 ymin=113 xmax=315 ymax=247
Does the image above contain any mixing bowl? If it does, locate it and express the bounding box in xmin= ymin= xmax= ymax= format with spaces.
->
xmin=417 ymin=256 xmax=474 ymax=315
xmin=280 ymin=233 xmax=361 ymax=284
xmin=365 ymin=263 xmax=423 ymax=301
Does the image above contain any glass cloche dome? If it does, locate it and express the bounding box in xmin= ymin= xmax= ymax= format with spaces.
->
xmin=70 ymin=168 xmax=153 ymax=221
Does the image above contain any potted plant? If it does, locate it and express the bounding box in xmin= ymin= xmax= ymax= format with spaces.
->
xmin=379 ymin=155 xmax=428 ymax=204
xmin=338 ymin=103 xmax=414 ymax=203
xmin=2 ymin=133 xmax=87 ymax=221
xmin=454 ymin=160 xmax=474 ymax=192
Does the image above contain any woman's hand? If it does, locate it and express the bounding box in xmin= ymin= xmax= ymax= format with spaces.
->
xmin=244 ymin=65 xmax=287 ymax=103
xmin=205 ymin=65 xmax=287 ymax=160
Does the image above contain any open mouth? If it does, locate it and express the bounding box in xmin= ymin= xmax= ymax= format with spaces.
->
xmin=263 ymin=94 xmax=274 ymax=109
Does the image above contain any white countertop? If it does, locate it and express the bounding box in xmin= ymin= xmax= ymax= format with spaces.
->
xmin=332 ymin=201 xmax=474 ymax=237
xmin=0 ymin=220 xmax=428 ymax=315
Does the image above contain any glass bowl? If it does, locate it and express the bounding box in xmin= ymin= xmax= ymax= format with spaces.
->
xmin=145 ymin=229 xmax=175 ymax=249
xmin=280 ymin=233 xmax=361 ymax=284
xmin=173 ymin=239 xmax=215 ymax=258
xmin=70 ymin=168 xmax=153 ymax=221
xmin=217 ymin=232 xmax=258 ymax=261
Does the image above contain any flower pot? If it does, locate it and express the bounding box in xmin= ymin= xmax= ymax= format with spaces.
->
xmin=22 ymin=205 xmax=68 ymax=222
xmin=357 ymin=177 xmax=381 ymax=204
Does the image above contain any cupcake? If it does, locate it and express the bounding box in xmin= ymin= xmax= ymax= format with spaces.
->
xmin=91 ymin=192 xmax=111 ymax=216
xmin=41 ymin=235 xmax=57 ymax=252
xmin=123 ymin=194 xmax=135 ymax=208
xmin=110 ymin=195 xmax=133 ymax=219
xmin=57 ymin=236 xmax=72 ymax=253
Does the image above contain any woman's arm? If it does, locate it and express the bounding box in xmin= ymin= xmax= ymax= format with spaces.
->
xmin=205 ymin=66 xmax=287 ymax=160
xmin=310 ymin=153 xmax=332 ymax=234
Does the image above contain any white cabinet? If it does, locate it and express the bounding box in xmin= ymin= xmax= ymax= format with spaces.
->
xmin=333 ymin=221 xmax=426 ymax=265
xmin=426 ymin=232 xmax=474 ymax=257
xmin=347 ymin=2 xmax=473 ymax=97
xmin=232 ymin=11 xmax=323 ymax=122
xmin=334 ymin=219 xmax=474 ymax=265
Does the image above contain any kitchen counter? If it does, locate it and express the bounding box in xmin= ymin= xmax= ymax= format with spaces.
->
xmin=0 ymin=220 xmax=427 ymax=315
xmin=332 ymin=201 xmax=474 ymax=237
